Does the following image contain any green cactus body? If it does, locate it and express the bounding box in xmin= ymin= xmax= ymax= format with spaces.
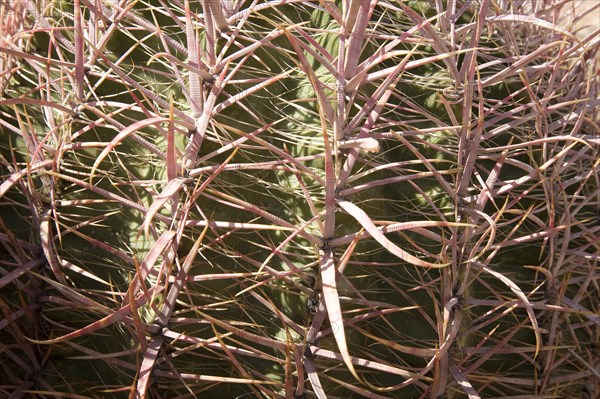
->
xmin=1 ymin=1 xmax=598 ymax=398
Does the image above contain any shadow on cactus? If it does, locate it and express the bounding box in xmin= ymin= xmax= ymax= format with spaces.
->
xmin=1 ymin=0 xmax=598 ymax=398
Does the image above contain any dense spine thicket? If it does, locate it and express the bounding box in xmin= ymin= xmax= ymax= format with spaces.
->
xmin=0 ymin=1 xmax=598 ymax=398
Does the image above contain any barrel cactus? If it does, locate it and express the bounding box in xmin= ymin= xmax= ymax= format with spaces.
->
xmin=1 ymin=0 xmax=598 ymax=398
